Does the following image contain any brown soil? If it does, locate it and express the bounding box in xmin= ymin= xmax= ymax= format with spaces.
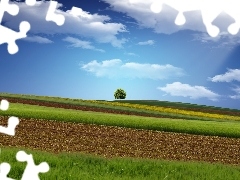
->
xmin=1 ymin=97 xmax=240 ymax=166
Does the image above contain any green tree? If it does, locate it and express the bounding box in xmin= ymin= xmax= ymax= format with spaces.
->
xmin=114 ymin=88 xmax=126 ymax=99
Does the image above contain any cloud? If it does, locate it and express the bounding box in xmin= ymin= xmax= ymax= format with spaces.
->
xmin=23 ymin=36 xmax=53 ymax=44
xmin=63 ymin=37 xmax=105 ymax=52
xmin=229 ymin=86 xmax=240 ymax=99
xmin=192 ymin=32 xmax=240 ymax=49
xmin=102 ymin=0 xmax=240 ymax=44
xmin=230 ymin=95 xmax=240 ymax=99
xmin=101 ymin=0 xmax=206 ymax=35
xmin=209 ymin=69 xmax=240 ymax=82
xmin=125 ymin=52 xmax=138 ymax=56
xmin=80 ymin=59 xmax=185 ymax=79
xmin=4 ymin=1 xmax=127 ymax=47
xmin=157 ymin=82 xmax=220 ymax=101
xmin=137 ymin=40 xmax=154 ymax=45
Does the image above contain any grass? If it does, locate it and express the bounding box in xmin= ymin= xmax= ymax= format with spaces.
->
xmin=1 ymin=146 xmax=240 ymax=180
xmin=112 ymin=100 xmax=240 ymax=112
xmin=1 ymin=92 xmax=239 ymax=122
xmin=1 ymin=103 xmax=240 ymax=138
xmin=1 ymin=93 xmax=240 ymax=179
xmin=1 ymin=92 xmax=240 ymax=112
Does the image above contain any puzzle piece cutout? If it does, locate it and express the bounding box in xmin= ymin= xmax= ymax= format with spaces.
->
xmin=25 ymin=0 xmax=36 ymax=6
xmin=201 ymin=0 xmax=240 ymax=37
xmin=150 ymin=0 xmax=201 ymax=25
xmin=149 ymin=0 xmax=240 ymax=37
xmin=0 ymin=0 xmax=19 ymax=23
xmin=16 ymin=150 xmax=50 ymax=180
xmin=0 ymin=100 xmax=19 ymax=136
xmin=0 ymin=99 xmax=9 ymax=111
xmin=0 ymin=151 xmax=50 ymax=180
xmin=0 ymin=162 xmax=15 ymax=180
xmin=0 ymin=116 xmax=19 ymax=136
xmin=0 ymin=0 xmax=31 ymax=54
xmin=0 ymin=0 xmax=65 ymax=54
xmin=45 ymin=0 xmax=65 ymax=26
xmin=0 ymin=21 xmax=30 ymax=54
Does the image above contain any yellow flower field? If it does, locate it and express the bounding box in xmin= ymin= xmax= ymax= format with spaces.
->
xmin=85 ymin=100 xmax=240 ymax=121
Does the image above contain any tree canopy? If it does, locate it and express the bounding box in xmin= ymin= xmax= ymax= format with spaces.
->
xmin=114 ymin=88 xmax=126 ymax=99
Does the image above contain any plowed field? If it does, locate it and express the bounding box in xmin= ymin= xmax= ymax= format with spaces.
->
xmin=1 ymin=98 xmax=240 ymax=166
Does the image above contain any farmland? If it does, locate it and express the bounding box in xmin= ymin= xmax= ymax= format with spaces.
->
xmin=0 ymin=92 xmax=240 ymax=179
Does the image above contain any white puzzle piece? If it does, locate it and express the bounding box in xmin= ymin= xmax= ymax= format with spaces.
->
xmin=16 ymin=151 xmax=50 ymax=180
xmin=45 ymin=0 xmax=65 ymax=26
xmin=149 ymin=0 xmax=240 ymax=37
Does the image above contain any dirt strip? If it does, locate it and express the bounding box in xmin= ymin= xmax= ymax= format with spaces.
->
xmin=1 ymin=116 xmax=240 ymax=166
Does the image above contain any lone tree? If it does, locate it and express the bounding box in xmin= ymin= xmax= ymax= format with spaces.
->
xmin=114 ymin=88 xmax=126 ymax=99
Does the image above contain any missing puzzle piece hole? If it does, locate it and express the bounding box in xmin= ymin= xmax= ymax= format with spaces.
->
xmin=19 ymin=21 xmax=31 ymax=34
xmin=206 ymin=25 xmax=220 ymax=37
xmin=7 ymin=3 xmax=19 ymax=16
xmin=0 ymin=100 xmax=9 ymax=111
xmin=0 ymin=162 xmax=15 ymax=180
xmin=175 ymin=12 xmax=186 ymax=25
xmin=16 ymin=151 xmax=30 ymax=162
xmin=0 ymin=116 xmax=19 ymax=136
xmin=8 ymin=21 xmax=30 ymax=55
xmin=150 ymin=1 xmax=163 ymax=13
xmin=45 ymin=1 xmax=65 ymax=26
xmin=228 ymin=23 xmax=240 ymax=35
xmin=25 ymin=0 xmax=36 ymax=6
xmin=8 ymin=116 xmax=19 ymax=129
xmin=16 ymin=151 xmax=50 ymax=179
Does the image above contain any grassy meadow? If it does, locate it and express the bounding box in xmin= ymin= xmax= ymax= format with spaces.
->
xmin=0 ymin=92 xmax=240 ymax=179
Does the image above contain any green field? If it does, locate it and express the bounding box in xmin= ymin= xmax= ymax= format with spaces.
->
xmin=1 ymin=147 xmax=240 ymax=180
xmin=1 ymin=92 xmax=240 ymax=179
xmin=1 ymin=92 xmax=240 ymax=112
xmin=1 ymin=102 xmax=240 ymax=138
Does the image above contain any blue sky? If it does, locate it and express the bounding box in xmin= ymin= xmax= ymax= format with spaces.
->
xmin=0 ymin=0 xmax=240 ymax=109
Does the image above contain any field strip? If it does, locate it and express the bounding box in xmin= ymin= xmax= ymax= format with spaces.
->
xmin=1 ymin=102 xmax=240 ymax=138
xmin=1 ymin=95 xmax=240 ymax=118
xmin=1 ymin=116 xmax=240 ymax=166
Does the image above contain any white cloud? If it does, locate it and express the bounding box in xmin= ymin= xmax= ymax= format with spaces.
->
xmin=158 ymin=82 xmax=220 ymax=101
xmin=192 ymin=32 xmax=240 ymax=49
xmin=23 ymin=36 xmax=53 ymax=44
xmin=125 ymin=52 xmax=138 ymax=56
xmin=4 ymin=1 xmax=127 ymax=47
xmin=63 ymin=37 xmax=105 ymax=52
xmin=209 ymin=69 xmax=240 ymax=82
xmin=80 ymin=59 xmax=185 ymax=79
xmin=102 ymin=0 xmax=240 ymax=44
xmin=230 ymin=95 xmax=240 ymax=99
xmin=101 ymin=0 xmax=206 ymax=35
xmin=137 ymin=40 xmax=154 ymax=45
xmin=229 ymin=86 xmax=240 ymax=99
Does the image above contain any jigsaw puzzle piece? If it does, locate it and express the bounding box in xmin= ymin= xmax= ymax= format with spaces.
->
xmin=0 ymin=99 xmax=19 ymax=136
xmin=0 ymin=100 xmax=9 ymax=111
xmin=0 ymin=0 xmax=19 ymax=22
xmin=0 ymin=116 xmax=19 ymax=136
xmin=150 ymin=0 xmax=163 ymax=14
xmin=200 ymin=0 xmax=225 ymax=37
xmin=16 ymin=151 xmax=50 ymax=180
xmin=150 ymin=0 xmax=201 ymax=26
xmin=0 ymin=162 xmax=15 ymax=180
xmin=223 ymin=0 xmax=240 ymax=35
xmin=0 ymin=21 xmax=30 ymax=54
xmin=25 ymin=0 xmax=36 ymax=6
xmin=45 ymin=0 xmax=65 ymax=26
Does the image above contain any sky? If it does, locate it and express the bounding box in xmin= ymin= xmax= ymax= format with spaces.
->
xmin=0 ymin=0 xmax=240 ymax=110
